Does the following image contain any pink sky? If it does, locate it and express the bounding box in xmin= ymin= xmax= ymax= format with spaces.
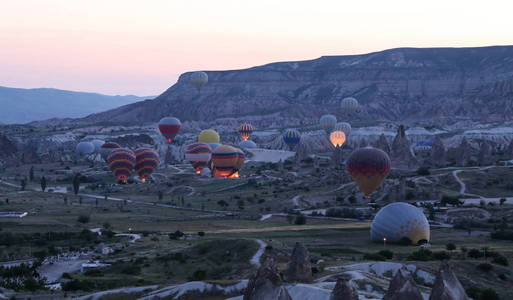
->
xmin=1 ymin=0 xmax=512 ymax=96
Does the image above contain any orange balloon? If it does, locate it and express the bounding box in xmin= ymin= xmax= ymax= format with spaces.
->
xmin=330 ymin=130 xmax=346 ymax=147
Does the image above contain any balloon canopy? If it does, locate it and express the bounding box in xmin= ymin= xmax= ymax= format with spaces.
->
xmin=371 ymin=202 xmax=430 ymax=245
xmin=107 ymin=148 xmax=136 ymax=183
xmin=330 ymin=130 xmax=346 ymax=148
xmin=185 ymin=142 xmax=212 ymax=174
xmin=320 ymin=114 xmax=337 ymax=134
xmin=346 ymin=147 xmax=391 ymax=197
xmin=334 ymin=122 xmax=352 ymax=137
xmin=191 ymin=71 xmax=208 ymax=91
xmin=76 ymin=142 xmax=95 ymax=156
xmin=239 ymin=140 xmax=257 ymax=149
xmin=91 ymin=139 xmax=105 ymax=152
xmin=198 ymin=129 xmax=220 ymax=144
xmin=134 ymin=148 xmax=159 ymax=182
xmin=211 ymin=145 xmax=245 ymax=178
xmin=158 ymin=117 xmax=181 ymax=143
xmin=239 ymin=123 xmax=254 ymax=141
xmin=341 ymin=97 xmax=359 ymax=113
xmin=283 ymin=129 xmax=301 ymax=150
xmin=100 ymin=142 xmax=121 ymax=161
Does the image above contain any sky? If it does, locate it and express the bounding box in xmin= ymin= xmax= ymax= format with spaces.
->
xmin=1 ymin=0 xmax=512 ymax=96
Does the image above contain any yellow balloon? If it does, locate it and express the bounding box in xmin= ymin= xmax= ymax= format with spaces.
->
xmin=330 ymin=130 xmax=346 ymax=147
xmin=198 ymin=129 xmax=220 ymax=144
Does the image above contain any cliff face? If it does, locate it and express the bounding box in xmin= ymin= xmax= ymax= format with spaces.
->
xmin=76 ymin=46 xmax=513 ymax=126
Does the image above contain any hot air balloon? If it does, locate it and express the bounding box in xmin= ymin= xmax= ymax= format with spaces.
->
xmin=341 ymin=97 xmax=359 ymax=114
xmin=158 ymin=117 xmax=181 ymax=143
xmin=198 ymin=129 xmax=220 ymax=144
xmin=371 ymin=202 xmax=430 ymax=245
xmin=334 ymin=122 xmax=352 ymax=137
xmin=239 ymin=123 xmax=254 ymax=141
xmin=283 ymin=129 xmax=301 ymax=151
xmin=211 ymin=145 xmax=245 ymax=178
xmin=76 ymin=142 xmax=95 ymax=156
xmin=91 ymin=140 xmax=105 ymax=152
xmin=191 ymin=71 xmax=208 ymax=91
xmin=346 ymin=147 xmax=391 ymax=197
xmin=330 ymin=130 xmax=346 ymax=148
xmin=320 ymin=114 xmax=337 ymax=134
xmin=100 ymin=142 xmax=121 ymax=161
xmin=107 ymin=148 xmax=136 ymax=183
xmin=134 ymin=148 xmax=159 ymax=182
xmin=239 ymin=140 xmax=257 ymax=149
xmin=185 ymin=143 xmax=212 ymax=174
xmin=207 ymin=143 xmax=221 ymax=151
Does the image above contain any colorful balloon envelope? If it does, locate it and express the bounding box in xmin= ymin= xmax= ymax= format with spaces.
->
xmin=320 ymin=114 xmax=337 ymax=134
xmin=341 ymin=97 xmax=359 ymax=113
xmin=191 ymin=71 xmax=208 ymax=91
xmin=198 ymin=129 xmax=220 ymax=144
xmin=346 ymin=147 xmax=391 ymax=197
xmin=211 ymin=145 xmax=245 ymax=178
xmin=91 ymin=139 xmax=105 ymax=152
xmin=283 ymin=129 xmax=301 ymax=151
xmin=76 ymin=142 xmax=95 ymax=156
xmin=239 ymin=123 xmax=254 ymax=141
xmin=100 ymin=142 xmax=121 ymax=161
xmin=134 ymin=148 xmax=159 ymax=182
xmin=158 ymin=117 xmax=181 ymax=143
xmin=330 ymin=130 xmax=346 ymax=148
xmin=107 ymin=148 xmax=136 ymax=183
xmin=185 ymin=142 xmax=212 ymax=174
xmin=334 ymin=122 xmax=352 ymax=137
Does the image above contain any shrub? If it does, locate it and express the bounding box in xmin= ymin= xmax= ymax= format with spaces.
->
xmin=77 ymin=215 xmax=90 ymax=224
xmin=378 ymin=250 xmax=394 ymax=259
xmin=408 ymin=248 xmax=434 ymax=261
xmin=417 ymin=167 xmax=430 ymax=175
xmin=480 ymin=288 xmax=500 ymax=300
xmin=433 ymin=251 xmax=451 ymax=260
xmin=363 ymin=253 xmax=386 ymax=261
xmin=468 ymin=248 xmax=484 ymax=259
xmin=491 ymin=255 xmax=509 ymax=266
xmin=398 ymin=237 xmax=412 ymax=246
xmin=62 ymin=279 xmax=95 ymax=291
xmin=121 ymin=265 xmax=141 ymax=275
xmin=294 ymin=214 xmax=306 ymax=225
xmin=189 ymin=269 xmax=207 ymax=281
xmin=476 ymin=263 xmax=493 ymax=272
xmin=446 ymin=243 xmax=456 ymax=251
xmin=198 ymin=231 xmax=205 ymax=237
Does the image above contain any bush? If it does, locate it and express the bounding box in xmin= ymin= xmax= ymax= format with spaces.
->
xmin=480 ymin=288 xmax=500 ymax=300
xmin=398 ymin=237 xmax=412 ymax=246
xmin=294 ymin=214 xmax=306 ymax=225
xmin=198 ymin=231 xmax=205 ymax=237
xmin=433 ymin=251 xmax=451 ymax=260
xmin=363 ymin=253 xmax=386 ymax=261
xmin=378 ymin=250 xmax=394 ymax=259
xmin=62 ymin=279 xmax=95 ymax=291
xmin=77 ymin=215 xmax=90 ymax=224
xmin=189 ymin=269 xmax=207 ymax=281
xmin=468 ymin=248 xmax=484 ymax=259
xmin=491 ymin=230 xmax=513 ymax=241
xmin=492 ymin=255 xmax=509 ymax=266
xmin=408 ymin=248 xmax=434 ymax=261
xmin=476 ymin=263 xmax=493 ymax=272
xmin=417 ymin=166 xmax=430 ymax=175
xmin=121 ymin=265 xmax=141 ymax=275
xmin=446 ymin=243 xmax=456 ymax=251
xmin=169 ymin=230 xmax=184 ymax=240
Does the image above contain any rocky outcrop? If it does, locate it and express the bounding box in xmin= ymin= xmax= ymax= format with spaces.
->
xmin=477 ymin=140 xmax=493 ymax=166
xmin=375 ymin=133 xmax=391 ymax=154
xmin=456 ymin=137 xmax=473 ymax=166
xmin=506 ymin=139 xmax=513 ymax=159
xmin=110 ymin=134 xmax=155 ymax=148
xmin=284 ymin=242 xmax=312 ymax=283
xmin=244 ymin=258 xmax=291 ymax=300
xmin=391 ymin=125 xmax=418 ymax=169
xmin=359 ymin=138 xmax=368 ymax=148
xmin=329 ymin=278 xmax=358 ymax=300
xmin=429 ymin=262 xmax=469 ymax=300
xmin=383 ymin=268 xmax=423 ymax=300
xmin=54 ymin=46 xmax=513 ymax=127
xmin=0 ymin=134 xmax=18 ymax=167
xmin=332 ymin=146 xmax=344 ymax=168
xmin=431 ymin=136 xmax=446 ymax=166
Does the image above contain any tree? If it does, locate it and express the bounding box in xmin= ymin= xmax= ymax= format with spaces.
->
xmin=40 ymin=176 xmax=47 ymax=192
xmin=72 ymin=173 xmax=81 ymax=195
xmin=20 ymin=177 xmax=27 ymax=191
xmin=158 ymin=191 xmax=163 ymax=201
xmin=348 ymin=195 xmax=357 ymax=205
xmin=286 ymin=215 xmax=294 ymax=224
xmin=29 ymin=166 xmax=34 ymax=181
xmin=63 ymin=196 xmax=68 ymax=205
xmin=446 ymin=243 xmax=456 ymax=251
xmin=77 ymin=215 xmax=90 ymax=224
xmin=294 ymin=214 xmax=307 ymax=225
xmin=95 ymin=198 xmax=98 ymax=207
xmin=500 ymin=198 xmax=506 ymax=206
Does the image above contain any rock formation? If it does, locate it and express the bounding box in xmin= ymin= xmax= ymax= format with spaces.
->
xmin=391 ymin=125 xmax=418 ymax=169
xmin=0 ymin=134 xmax=18 ymax=167
xmin=456 ymin=137 xmax=472 ymax=166
xmin=329 ymin=278 xmax=358 ymax=300
xmin=429 ymin=262 xmax=469 ymax=300
xmin=506 ymin=139 xmax=513 ymax=159
xmin=375 ymin=133 xmax=391 ymax=154
xmin=284 ymin=242 xmax=312 ymax=283
xmin=431 ymin=136 xmax=446 ymax=166
xmin=331 ymin=146 xmax=344 ymax=168
xmin=359 ymin=138 xmax=368 ymax=148
xmin=244 ymin=258 xmax=292 ymax=300
xmin=477 ymin=140 xmax=493 ymax=166
xmin=383 ymin=268 xmax=423 ymax=300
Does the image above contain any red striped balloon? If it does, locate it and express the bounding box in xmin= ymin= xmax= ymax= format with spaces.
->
xmin=346 ymin=147 xmax=391 ymax=197
xmin=134 ymin=148 xmax=159 ymax=182
xmin=211 ymin=145 xmax=245 ymax=178
xmin=158 ymin=117 xmax=181 ymax=143
xmin=107 ymin=148 xmax=136 ymax=183
xmin=185 ymin=143 xmax=212 ymax=174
